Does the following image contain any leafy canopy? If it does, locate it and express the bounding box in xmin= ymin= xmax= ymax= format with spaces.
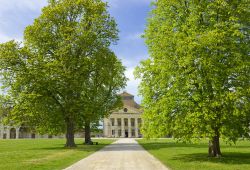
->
xmin=0 ymin=0 xmax=126 ymax=137
xmin=135 ymin=0 xmax=250 ymax=143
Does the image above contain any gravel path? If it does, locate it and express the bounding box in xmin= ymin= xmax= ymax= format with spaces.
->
xmin=64 ymin=138 xmax=168 ymax=170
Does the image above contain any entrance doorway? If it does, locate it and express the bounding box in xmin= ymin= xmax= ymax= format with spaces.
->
xmin=125 ymin=131 xmax=128 ymax=138
xmin=10 ymin=128 xmax=16 ymax=139
xmin=31 ymin=133 xmax=36 ymax=139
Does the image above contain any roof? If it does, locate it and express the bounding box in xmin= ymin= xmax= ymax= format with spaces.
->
xmin=120 ymin=91 xmax=134 ymax=97
xmin=111 ymin=92 xmax=142 ymax=114
xmin=123 ymin=99 xmax=140 ymax=109
xmin=119 ymin=91 xmax=140 ymax=109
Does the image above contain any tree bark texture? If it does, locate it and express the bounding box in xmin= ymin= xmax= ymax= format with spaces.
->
xmin=208 ymin=129 xmax=222 ymax=157
xmin=65 ymin=118 xmax=76 ymax=147
xmin=84 ymin=120 xmax=92 ymax=145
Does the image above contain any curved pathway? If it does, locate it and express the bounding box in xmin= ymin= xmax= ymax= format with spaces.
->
xmin=64 ymin=138 xmax=168 ymax=170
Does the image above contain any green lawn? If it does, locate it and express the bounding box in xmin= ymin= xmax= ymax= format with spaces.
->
xmin=138 ymin=138 xmax=250 ymax=170
xmin=0 ymin=138 xmax=114 ymax=170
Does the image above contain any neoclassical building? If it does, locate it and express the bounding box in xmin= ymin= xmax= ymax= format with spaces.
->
xmin=0 ymin=124 xmax=49 ymax=139
xmin=0 ymin=123 xmax=84 ymax=139
xmin=103 ymin=92 xmax=143 ymax=138
xmin=0 ymin=119 xmax=83 ymax=139
xmin=0 ymin=124 xmax=68 ymax=139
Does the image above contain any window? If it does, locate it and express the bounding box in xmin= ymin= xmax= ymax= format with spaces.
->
xmin=131 ymin=118 xmax=135 ymax=126
xmin=124 ymin=118 xmax=128 ymax=126
xmin=124 ymin=108 xmax=128 ymax=112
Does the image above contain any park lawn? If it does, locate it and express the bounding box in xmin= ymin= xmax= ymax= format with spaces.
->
xmin=138 ymin=138 xmax=250 ymax=170
xmin=0 ymin=138 xmax=114 ymax=170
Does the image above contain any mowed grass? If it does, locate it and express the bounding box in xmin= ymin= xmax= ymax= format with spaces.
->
xmin=138 ymin=138 xmax=250 ymax=170
xmin=0 ymin=138 xmax=114 ymax=170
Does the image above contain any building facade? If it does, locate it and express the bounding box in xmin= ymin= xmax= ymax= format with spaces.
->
xmin=0 ymin=124 xmax=84 ymax=139
xmin=103 ymin=92 xmax=143 ymax=138
xmin=0 ymin=125 xmax=53 ymax=139
xmin=0 ymin=122 xmax=84 ymax=139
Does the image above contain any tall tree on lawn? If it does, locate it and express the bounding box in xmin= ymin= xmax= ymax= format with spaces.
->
xmin=135 ymin=0 xmax=249 ymax=157
xmin=0 ymin=0 xmax=126 ymax=147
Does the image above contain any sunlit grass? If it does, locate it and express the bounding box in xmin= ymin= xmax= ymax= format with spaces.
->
xmin=0 ymin=138 xmax=114 ymax=170
xmin=138 ymin=138 xmax=250 ymax=170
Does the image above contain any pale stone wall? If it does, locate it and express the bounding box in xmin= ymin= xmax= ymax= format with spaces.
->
xmin=0 ymin=124 xmax=67 ymax=139
xmin=103 ymin=92 xmax=143 ymax=138
xmin=103 ymin=113 xmax=142 ymax=138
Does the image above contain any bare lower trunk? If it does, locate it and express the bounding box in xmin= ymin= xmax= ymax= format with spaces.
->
xmin=84 ymin=120 xmax=92 ymax=145
xmin=208 ymin=130 xmax=221 ymax=157
xmin=212 ymin=135 xmax=221 ymax=157
xmin=65 ymin=118 xmax=76 ymax=147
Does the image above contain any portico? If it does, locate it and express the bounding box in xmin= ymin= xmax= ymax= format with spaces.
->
xmin=103 ymin=92 xmax=143 ymax=138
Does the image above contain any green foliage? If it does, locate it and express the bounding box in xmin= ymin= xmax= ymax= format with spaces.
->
xmin=0 ymin=0 xmax=126 ymax=143
xmin=80 ymin=47 xmax=126 ymax=125
xmin=135 ymin=0 xmax=250 ymax=144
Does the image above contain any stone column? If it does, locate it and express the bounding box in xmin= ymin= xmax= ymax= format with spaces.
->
xmin=109 ymin=119 xmax=112 ymax=137
xmin=2 ymin=126 xmax=6 ymax=139
xmin=103 ymin=119 xmax=106 ymax=137
xmin=6 ymin=127 xmax=10 ymax=139
xmin=128 ymin=118 xmax=131 ymax=138
xmin=103 ymin=119 xmax=108 ymax=137
xmin=135 ymin=118 xmax=139 ymax=138
xmin=121 ymin=118 xmax=125 ymax=137
xmin=0 ymin=125 xmax=3 ymax=139
xmin=0 ymin=129 xmax=2 ymax=139
xmin=16 ymin=127 xmax=19 ymax=139
xmin=114 ymin=118 xmax=118 ymax=137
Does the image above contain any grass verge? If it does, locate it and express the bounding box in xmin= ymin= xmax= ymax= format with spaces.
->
xmin=0 ymin=138 xmax=114 ymax=170
xmin=138 ymin=138 xmax=250 ymax=170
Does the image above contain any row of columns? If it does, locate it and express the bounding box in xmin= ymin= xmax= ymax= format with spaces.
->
xmin=108 ymin=117 xmax=141 ymax=138
xmin=0 ymin=126 xmax=20 ymax=139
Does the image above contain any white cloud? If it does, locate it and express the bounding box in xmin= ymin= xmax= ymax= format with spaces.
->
xmin=120 ymin=56 xmax=135 ymax=68
xmin=0 ymin=33 xmax=12 ymax=43
xmin=124 ymin=67 xmax=141 ymax=103
xmin=0 ymin=0 xmax=47 ymax=13
xmin=105 ymin=0 xmax=152 ymax=8
xmin=0 ymin=32 xmax=22 ymax=43
xmin=0 ymin=0 xmax=47 ymax=43
xmin=126 ymin=32 xmax=143 ymax=41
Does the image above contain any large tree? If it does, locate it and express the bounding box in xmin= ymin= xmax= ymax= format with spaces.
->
xmin=135 ymin=0 xmax=250 ymax=157
xmin=81 ymin=48 xmax=126 ymax=144
xmin=0 ymin=0 xmax=124 ymax=147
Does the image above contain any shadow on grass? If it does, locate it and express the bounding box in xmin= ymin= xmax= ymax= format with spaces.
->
xmin=140 ymin=141 xmax=250 ymax=165
xmin=171 ymin=152 xmax=250 ymax=165
xmin=141 ymin=142 xmax=208 ymax=150
xmin=141 ymin=141 xmax=250 ymax=150
xmin=29 ymin=143 xmax=108 ymax=152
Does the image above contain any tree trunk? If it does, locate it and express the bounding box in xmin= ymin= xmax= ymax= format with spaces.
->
xmin=212 ymin=135 xmax=221 ymax=157
xmin=84 ymin=120 xmax=92 ymax=145
xmin=65 ymin=118 xmax=76 ymax=147
xmin=208 ymin=140 xmax=213 ymax=156
xmin=208 ymin=130 xmax=222 ymax=157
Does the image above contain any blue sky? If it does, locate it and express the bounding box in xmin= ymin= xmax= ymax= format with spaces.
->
xmin=0 ymin=0 xmax=152 ymax=103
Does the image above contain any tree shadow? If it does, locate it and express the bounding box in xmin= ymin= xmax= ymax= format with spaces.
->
xmin=139 ymin=140 xmax=250 ymax=165
xmin=29 ymin=143 xmax=108 ymax=152
xmin=140 ymin=141 xmax=250 ymax=150
xmin=140 ymin=142 xmax=208 ymax=150
xmin=171 ymin=152 xmax=250 ymax=165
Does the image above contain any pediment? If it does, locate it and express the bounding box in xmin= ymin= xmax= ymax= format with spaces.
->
xmin=114 ymin=104 xmax=142 ymax=114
